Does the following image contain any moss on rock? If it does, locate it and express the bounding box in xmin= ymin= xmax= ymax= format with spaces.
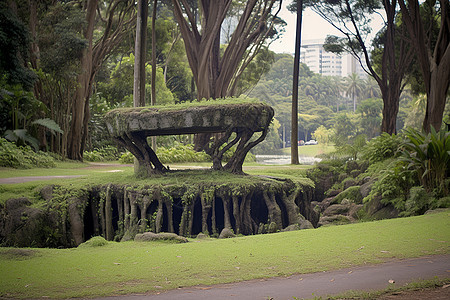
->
xmin=0 ymin=174 xmax=318 ymax=248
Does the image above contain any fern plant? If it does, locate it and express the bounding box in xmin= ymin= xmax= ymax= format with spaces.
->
xmin=400 ymin=127 xmax=449 ymax=197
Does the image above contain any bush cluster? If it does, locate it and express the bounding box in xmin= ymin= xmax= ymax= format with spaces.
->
xmin=0 ymin=138 xmax=56 ymax=168
xmin=118 ymin=143 xmax=256 ymax=165
xmin=83 ymin=145 xmax=121 ymax=162
xmin=119 ymin=144 xmax=210 ymax=164
xmin=157 ymin=144 xmax=210 ymax=163
xmin=309 ymin=127 xmax=449 ymax=218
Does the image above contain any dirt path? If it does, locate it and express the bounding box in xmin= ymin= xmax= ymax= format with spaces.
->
xmin=96 ymin=255 xmax=450 ymax=300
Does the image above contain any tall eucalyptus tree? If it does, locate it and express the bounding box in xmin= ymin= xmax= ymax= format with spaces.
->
xmin=171 ymin=0 xmax=283 ymax=100
xmin=311 ymin=0 xmax=414 ymax=134
xmin=68 ymin=0 xmax=136 ymax=160
xmin=171 ymin=0 xmax=284 ymax=150
xmin=398 ymin=0 xmax=449 ymax=132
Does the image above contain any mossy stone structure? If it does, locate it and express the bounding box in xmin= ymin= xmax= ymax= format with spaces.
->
xmin=104 ymin=102 xmax=274 ymax=175
xmin=0 ymin=178 xmax=319 ymax=247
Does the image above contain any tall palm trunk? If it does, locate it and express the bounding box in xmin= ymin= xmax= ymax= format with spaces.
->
xmin=291 ymin=0 xmax=303 ymax=165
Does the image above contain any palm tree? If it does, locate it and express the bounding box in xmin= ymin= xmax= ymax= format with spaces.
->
xmin=363 ymin=76 xmax=381 ymax=99
xmin=344 ymin=73 xmax=363 ymax=112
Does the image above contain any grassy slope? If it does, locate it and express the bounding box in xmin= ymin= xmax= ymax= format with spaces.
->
xmin=0 ymin=163 xmax=314 ymax=204
xmin=0 ymin=211 xmax=449 ymax=299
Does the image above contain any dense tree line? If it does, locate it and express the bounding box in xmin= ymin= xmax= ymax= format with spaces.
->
xmin=0 ymin=0 xmax=448 ymax=161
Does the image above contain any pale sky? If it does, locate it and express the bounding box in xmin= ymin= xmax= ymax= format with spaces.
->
xmin=270 ymin=5 xmax=385 ymax=54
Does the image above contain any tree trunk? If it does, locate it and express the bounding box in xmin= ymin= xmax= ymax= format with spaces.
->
xmin=68 ymin=0 xmax=135 ymax=160
xmin=151 ymin=0 xmax=157 ymax=105
xmin=67 ymin=0 xmax=97 ymax=160
xmin=172 ymin=0 xmax=281 ymax=150
xmin=399 ymin=0 xmax=450 ymax=132
xmin=134 ymin=0 xmax=148 ymax=107
xmin=380 ymin=82 xmax=401 ymax=134
xmin=424 ymin=59 xmax=450 ymax=131
xmin=291 ymin=0 xmax=303 ymax=165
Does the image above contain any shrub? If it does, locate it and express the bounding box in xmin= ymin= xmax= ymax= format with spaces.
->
xmin=119 ymin=145 xmax=210 ymax=164
xmin=400 ymin=127 xmax=449 ymax=198
xmin=363 ymin=160 xmax=416 ymax=211
xmin=334 ymin=185 xmax=363 ymax=204
xmin=156 ymin=144 xmax=210 ymax=163
xmin=361 ymin=133 xmax=402 ymax=164
xmin=83 ymin=145 xmax=120 ymax=162
xmin=0 ymin=138 xmax=56 ymax=168
xmin=401 ymin=186 xmax=432 ymax=217
xmin=78 ymin=236 xmax=108 ymax=247
xmin=119 ymin=151 xmax=134 ymax=164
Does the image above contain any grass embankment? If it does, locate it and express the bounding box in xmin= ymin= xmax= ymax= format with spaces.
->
xmin=0 ymin=161 xmax=314 ymax=204
xmin=0 ymin=211 xmax=449 ymax=299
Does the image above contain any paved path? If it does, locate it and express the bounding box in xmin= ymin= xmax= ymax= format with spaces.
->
xmin=97 ymin=255 xmax=450 ymax=300
xmin=0 ymin=175 xmax=85 ymax=184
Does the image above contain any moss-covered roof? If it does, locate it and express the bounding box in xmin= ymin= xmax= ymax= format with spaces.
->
xmin=104 ymin=102 xmax=274 ymax=137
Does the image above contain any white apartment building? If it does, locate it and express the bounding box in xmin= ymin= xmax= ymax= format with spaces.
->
xmin=300 ymin=39 xmax=366 ymax=78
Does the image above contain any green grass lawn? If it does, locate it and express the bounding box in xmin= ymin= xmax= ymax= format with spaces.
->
xmin=0 ymin=160 xmax=131 ymax=178
xmin=0 ymin=211 xmax=449 ymax=299
xmin=0 ymin=161 xmax=315 ymax=203
xmin=281 ymin=144 xmax=335 ymax=157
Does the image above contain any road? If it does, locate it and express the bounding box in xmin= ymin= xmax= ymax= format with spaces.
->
xmin=96 ymin=255 xmax=450 ymax=300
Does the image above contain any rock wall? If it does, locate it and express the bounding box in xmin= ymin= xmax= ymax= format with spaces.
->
xmin=0 ymin=179 xmax=318 ymax=248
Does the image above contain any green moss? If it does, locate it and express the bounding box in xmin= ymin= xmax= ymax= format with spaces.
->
xmin=111 ymin=97 xmax=260 ymax=113
xmin=78 ymin=236 xmax=108 ymax=247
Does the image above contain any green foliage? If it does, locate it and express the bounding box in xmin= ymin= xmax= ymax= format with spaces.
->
xmin=0 ymin=138 xmax=56 ymax=168
xmin=38 ymin=2 xmax=87 ymax=76
xmin=334 ymin=185 xmax=363 ymax=204
xmin=0 ymin=211 xmax=448 ymax=299
xmin=119 ymin=151 xmax=134 ymax=164
xmin=32 ymin=118 xmax=63 ymax=134
xmin=333 ymin=134 xmax=367 ymax=160
xmin=357 ymin=98 xmax=382 ymax=138
xmin=363 ymin=159 xmax=416 ymax=210
xmin=0 ymin=3 xmax=36 ymax=89
xmin=312 ymin=125 xmax=333 ymax=146
xmin=401 ymin=186 xmax=432 ymax=217
xmin=0 ymin=77 xmax=44 ymax=134
xmin=78 ymin=236 xmax=108 ymax=248
xmin=4 ymin=129 xmax=39 ymax=151
xmin=96 ymin=53 xmax=175 ymax=107
xmin=361 ymin=133 xmax=402 ymax=164
xmin=83 ymin=146 xmax=121 ymax=162
xmin=156 ymin=144 xmax=210 ymax=164
xmin=119 ymin=144 xmax=210 ymax=165
xmin=331 ymin=113 xmax=356 ymax=146
xmin=400 ymin=127 xmax=449 ymax=197
xmin=251 ymin=118 xmax=283 ymax=155
xmin=235 ymin=46 xmax=275 ymax=95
